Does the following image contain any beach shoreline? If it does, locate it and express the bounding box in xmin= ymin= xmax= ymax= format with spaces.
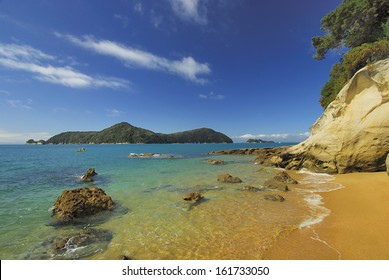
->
xmin=264 ymin=171 xmax=389 ymax=260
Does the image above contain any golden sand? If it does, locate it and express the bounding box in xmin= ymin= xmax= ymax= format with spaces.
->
xmin=264 ymin=172 xmax=389 ymax=260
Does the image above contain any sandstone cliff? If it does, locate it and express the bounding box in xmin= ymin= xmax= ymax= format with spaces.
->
xmin=277 ymin=58 xmax=389 ymax=173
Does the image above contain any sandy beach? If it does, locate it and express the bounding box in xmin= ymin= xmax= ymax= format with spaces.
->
xmin=264 ymin=171 xmax=389 ymax=260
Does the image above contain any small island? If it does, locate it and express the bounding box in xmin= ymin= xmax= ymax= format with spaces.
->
xmin=246 ymin=139 xmax=274 ymax=144
xmin=40 ymin=122 xmax=233 ymax=144
xmin=26 ymin=139 xmax=46 ymax=145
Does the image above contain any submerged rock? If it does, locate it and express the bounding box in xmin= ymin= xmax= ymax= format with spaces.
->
xmin=217 ymin=173 xmax=242 ymax=183
xmin=241 ymin=185 xmax=263 ymax=192
xmin=183 ymin=192 xmax=204 ymax=202
xmin=52 ymin=187 xmax=114 ymax=223
xmin=81 ymin=168 xmax=97 ymax=182
xmin=264 ymin=194 xmax=285 ymax=202
xmin=206 ymin=159 xmax=225 ymax=165
xmin=25 ymin=228 xmax=113 ymax=260
xmin=263 ymin=179 xmax=289 ymax=192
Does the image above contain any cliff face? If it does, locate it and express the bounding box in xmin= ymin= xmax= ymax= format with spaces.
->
xmin=283 ymin=58 xmax=389 ymax=173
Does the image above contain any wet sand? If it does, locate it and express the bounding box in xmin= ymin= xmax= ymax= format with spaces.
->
xmin=264 ymin=172 xmax=389 ymax=259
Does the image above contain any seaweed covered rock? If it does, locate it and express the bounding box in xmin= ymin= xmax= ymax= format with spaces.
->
xmin=81 ymin=168 xmax=97 ymax=182
xmin=52 ymin=187 xmax=114 ymax=223
xmin=217 ymin=173 xmax=242 ymax=183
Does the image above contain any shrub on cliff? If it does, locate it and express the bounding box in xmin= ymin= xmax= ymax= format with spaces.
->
xmin=320 ymin=39 xmax=389 ymax=108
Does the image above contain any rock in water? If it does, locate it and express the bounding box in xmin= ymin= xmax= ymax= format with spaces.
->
xmin=263 ymin=171 xmax=298 ymax=191
xmin=217 ymin=173 xmax=242 ymax=183
xmin=25 ymin=228 xmax=113 ymax=260
xmin=386 ymin=154 xmax=389 ymax=176
xmin=254 ymin=59 xmax=389 ymax=173
xmin=273 ymin=171 xmax=298 ymax=184
xmin=264 ymin=194 xmax=285 ymax=202
xmin=206 ymin=159 xmax=225 ymax=165
xmin=183 ymin=192 xmax=204 ymax=202
xmin=241 ymin=185 xmax=262 ymax=192
xmin=52 ymin=187 xmax=114 ymax=223
xmin=263 ymin=179 xmax=289 ymax=192
xmin=81 ymin=168 xmax=97 ymax=182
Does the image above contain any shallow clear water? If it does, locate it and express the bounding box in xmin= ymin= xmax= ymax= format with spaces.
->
xmin=0 ymin=143 xmax=341 ymax=259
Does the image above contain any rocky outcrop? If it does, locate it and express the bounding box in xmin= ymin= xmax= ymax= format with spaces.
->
xmin=81 ymin=168 xmax=97 ymax=182
xmin=183 ymin=192 xmax=204 ymax=202
xmin=206 ymin=159 xmax=225 ymax=165
xmin=52 ymin=187 xmax=114 ymax=222
xmin=214 ymin=59 xmax=389 ymax=173
xmin=217 ymin=173 xmax=242 ymax=183
xmin=241 ymin=59 xmax=388 ymax=173
xmin=280 ymin=59 xmax=389 ymax=173
xmin=386 ymin=154 xmax=389 ymax=175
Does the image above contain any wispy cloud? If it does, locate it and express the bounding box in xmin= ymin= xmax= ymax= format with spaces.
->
xmin=199 ymin=91 xmax=225 ymax=100
xmin=56 ymin=33 xmax=211 ymax=84
xmin=0 ymin=43 xmax=130 ymax=89
xmin=114 ymin=14 xmax=130 ymax=28
xmin=134 ymin=2 xmax=144 ymax=15
xmin=0 ymin=128 xmax=52 ymax=144
xmin=235 ymin=132 xmax=310 ymax=143
xmin=170 ymin=0 xmax=207 ymax=25
xmin=7 ymin=98 xmax=32 ymax=110
xmin=106 ymin=108 xmax=126 ymax=117
xmin=0 ymin=89 xmax=10 ymax=95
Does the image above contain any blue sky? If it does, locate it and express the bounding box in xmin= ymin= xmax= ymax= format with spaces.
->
xmin=0 ymin=0 xmax=342 ymax=143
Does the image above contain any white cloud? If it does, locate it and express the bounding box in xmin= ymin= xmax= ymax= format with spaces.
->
xmin=170 ymin=0 xmax=207 ymax=25
xmin=0 ymin=128 xmax=52 ymax=144
xmin=106 ymin=108 xmax=125 ymax=117
xmin=7 ymin=98 xmax=32 ymax=110
xmin=58 ymin=34 xmax=211 ymax=84
xmin=0 ymin=43 xmax=130 ymax=89
xmin=235 ymin=132 xmax=311 ymax=143
xmin=199 ymin=91 xmax=225 ymax=100
xmin=134 ymin=3 xmax=144 ymax=15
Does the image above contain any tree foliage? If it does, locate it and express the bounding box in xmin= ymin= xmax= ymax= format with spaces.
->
xmin=314 ymin=0 xmax=389 ymax=108
xmin=313 ymin=0 xmax=389 ymax=60
xmin=320 ymin=39 xmax=389 ymax=108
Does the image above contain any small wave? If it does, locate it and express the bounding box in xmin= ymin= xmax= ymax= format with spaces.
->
xmin=299 ymin=194 xmax=330 ymax=229
xmin=297 ymin=170 xmax=344 ymax=229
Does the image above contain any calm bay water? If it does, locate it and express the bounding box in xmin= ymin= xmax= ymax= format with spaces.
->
xmin=0 ymin=143 xmax=341 ymax=259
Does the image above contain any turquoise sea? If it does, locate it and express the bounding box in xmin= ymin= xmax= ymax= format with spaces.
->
xmin=0 ymin=143 xmax=342 ymax=260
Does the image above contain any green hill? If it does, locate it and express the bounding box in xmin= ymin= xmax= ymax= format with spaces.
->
xmin=45 ymin=122 xmax=233 ymax=144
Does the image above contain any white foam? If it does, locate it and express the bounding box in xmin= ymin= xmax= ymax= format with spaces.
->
xmin=299 ymin=193 xmax=330 ymax=229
